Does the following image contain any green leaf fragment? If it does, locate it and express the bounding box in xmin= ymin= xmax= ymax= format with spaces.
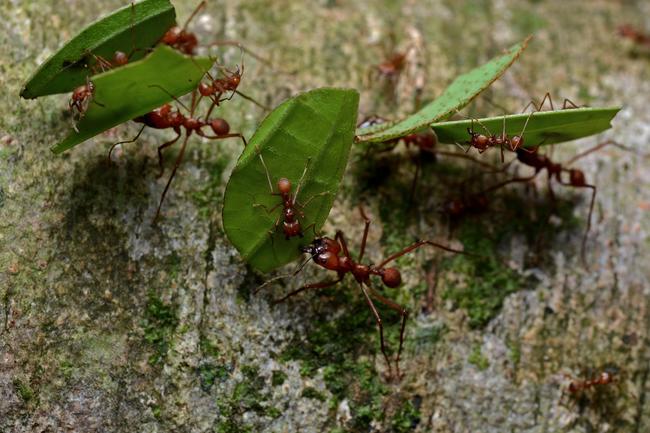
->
xmin=431 ymin=107 xmax=621 ymax=147
xmin=355 ymin=36 xmax=531 ymax=143
xmin=21 ymin=0 xmax=176 ymax=99
xmin=52 ymin=45 xmax=213 ymax=154
xmin=223 ymin=88 xmax=360 ymax=273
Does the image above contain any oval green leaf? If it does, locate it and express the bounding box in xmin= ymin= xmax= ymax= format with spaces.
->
xmin=52 ymin=45 xmax=212 ymax=154
xmin=355 ymin=36 xmax=531 ymax=143
xmin=223 ymin=88 xmax=360 ymax=273
xmin=21 ymin=0 xmax=176 ymax=99
xmin=431 ymin=107 xmax=621 ymax=147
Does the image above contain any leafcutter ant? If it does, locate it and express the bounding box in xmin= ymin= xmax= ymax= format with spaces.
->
xmin=261 ymin=206 xmax=470 ymax=378
xmin=108 ymin=89 xmax=247 ymax=223
xmin=474 ymin=140 xmax=630 ymax=265
xmin=254 ymin=151 xmax=327 ymax=241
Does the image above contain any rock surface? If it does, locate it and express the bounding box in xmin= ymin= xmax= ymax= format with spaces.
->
xmin=1 ymin=0 xmax=649 ymax=432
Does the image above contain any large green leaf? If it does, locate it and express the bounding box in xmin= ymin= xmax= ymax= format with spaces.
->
xmin=355 ymin=36 xmax=531 ymax=143
xmin=431 ymin=107 xmax=621 ymax=147
xmin=52 ymin=46 xmax=212 ymax=154
xmin=223 ymin=88 xmax=359 ymax=273
xmin=21 ymin=0 xmax=176 ymax=99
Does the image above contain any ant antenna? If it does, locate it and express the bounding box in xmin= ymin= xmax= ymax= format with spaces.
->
xmin=182 ymin=0 xmax=206 ymax=31
xmin=257 ymin=150 xmax=274 ymax=193
xmin=292 ymin=158 xmax=312 ymax=205
xmin=253 ymin=255 xmax=314 ymax=295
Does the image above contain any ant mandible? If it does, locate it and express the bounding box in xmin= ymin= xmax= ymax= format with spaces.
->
xmin=267 ymin=206 xmax=469 ymax=378
xmin=108 ymin=89 xmax=247 ymax=223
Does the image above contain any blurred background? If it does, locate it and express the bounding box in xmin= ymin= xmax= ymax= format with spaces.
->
xmin=1 ymin=0 xmax=649 ymax=432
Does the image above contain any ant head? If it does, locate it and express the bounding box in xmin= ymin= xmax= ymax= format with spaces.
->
xmin=198 ymin=82 xmax=214 ymax=96
xmin=277 ymin=178 xmax=291 ymax=194
xmin=569 ymin=169 xmax=586 ymax=186
xmin=301 ymin=237 xmax=339 ymax=256
xmin=210 ymin=118 xmax=230 ymax=136
xmin=381 ymin=268 xmax=402 ymax=288
xmin=226 ymin=67 xmax=242 ymax=89
xmin=114 ymin=51 xmax=128 ymax=66
xmin=474 ymin=134 xmax=489 ymax=150
xmin=162 ymin=26 xmax=182 ymax=44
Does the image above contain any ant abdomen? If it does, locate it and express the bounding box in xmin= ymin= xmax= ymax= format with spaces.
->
xmin=381 ymin=268 xmax=402 ymax=288
xmin=210 ymin=118 xmax=230 ymax=136
xmin=568 ymin=169 xmax=586 ymax=186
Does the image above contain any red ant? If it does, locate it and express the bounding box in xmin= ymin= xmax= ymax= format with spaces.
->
xmin=474 ymin=140 xmax=631 ymax=265
xmin=255 ymin=152 xmax=327 ymax=240
xmin=464 ymin=112 xmax=534 ymax=162
xmin=263 ymin=206 xmax=470 ymax=378
xmin=618 ymin=24 xmax=650 ymax=48
xmin=108 ymin=89 xmax=247 ymax=223
xmin=159 ymin=1 xmax=207 ymax=55
xmin=566 ymin=370 xmax=616 ymax=394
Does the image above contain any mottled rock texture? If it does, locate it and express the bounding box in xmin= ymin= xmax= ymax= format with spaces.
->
xmin=1 ymin=0 xmax=650 ymax=432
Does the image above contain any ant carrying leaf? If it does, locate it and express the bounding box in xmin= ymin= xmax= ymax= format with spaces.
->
xmin=223 ymin=88 xmax=359 ymax=272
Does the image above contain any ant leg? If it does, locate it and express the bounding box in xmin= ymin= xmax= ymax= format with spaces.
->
xmin=559 ymin=180 xmax=596 ymax=267
xmin=562 ymin=99 xmax=580 ymax=109
xmin=359 ymin=283 xmax=393 ymax=376
xmin=408 ymin=156 xmax=421 ymax=209
xmin=478 ymin=172 xmax=539 ymax=196
xmin=334 ymin=230 xmax=351 ymax=259
xmin=252 ymin=201 xmax=283 ymax=215
xmin=153 ymin=134 xmax=190 ymax=224
xmin=296 ymin=191 xmax=332 ymax=209
xmin=197 ymin=130 xmax=248 ymax=147
xmin=254 ymin=256 xmax=315 ymax=295
xmin=147 ymin=85 xmax=191 ymax=113
xmin=108 ymin=124 xmax=146 ymax=164
xmin=208 ymin=40 xmax=274 ymax=68
xmin=357 ymin=205 xmax=372 ymax=261
xmin=564 ymin=140 xmax=626 ymax=166
xmin=234 ymin=90 xmax=270 ymax=111
xmin=366 ymin=283 xmax=409 ymax=378
xmin=376 ymin=239 xmax=470 ymax=269
xmin=156 ymin=130 xmax=182 ymax=177
xmin=273 ymin=277 xmax=343 ymax=304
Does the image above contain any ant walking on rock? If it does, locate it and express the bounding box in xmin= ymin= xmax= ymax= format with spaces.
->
xmin=473 ymin=140 xmax=630 ymax=265
xmin=264 ymin=206 xmax=469 ymax=378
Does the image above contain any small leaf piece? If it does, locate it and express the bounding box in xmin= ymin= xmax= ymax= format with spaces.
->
xmin=223 ymin=88 xmax=360 ymax=273
xmin=431 ymin=107 xmax=621 ymax=147
xmin=356 ymin=36 xmax=531 ymax=143
xmin=52 ymin=45 xmax=212 ymax=154
xmin=21 ymin=0 xmax=176 ymax=99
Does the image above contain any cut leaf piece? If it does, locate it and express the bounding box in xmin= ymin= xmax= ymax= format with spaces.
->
xmin=356 ymin=36 xmax=531 ymax=143
xmin=223 ymin=88 xmax=360 ymax=273
xmin=21 ymin=0 xmax=175 ymax=99
xmin=431 ymin=107 xmax=621 ymax=147
xmin=52 ymin=45 xmax=212 ymax=154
